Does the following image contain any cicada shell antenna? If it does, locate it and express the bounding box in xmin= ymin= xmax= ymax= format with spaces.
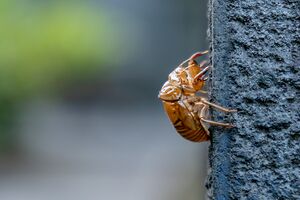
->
xmin=189 ymin=50 xmax=209 ymax=60
xmin=179 ymin=50 xmax=209 ymax=67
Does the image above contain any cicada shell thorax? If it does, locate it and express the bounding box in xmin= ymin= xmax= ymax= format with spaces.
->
xmin=158 ymin=81 xmax=181 ymax=101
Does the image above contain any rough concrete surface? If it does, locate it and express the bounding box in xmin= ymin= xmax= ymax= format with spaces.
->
xmin=207 ymin=0 xmax=299 ymax=199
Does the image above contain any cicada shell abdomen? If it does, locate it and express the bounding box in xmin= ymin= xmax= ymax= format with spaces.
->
xmin=162 ymin=101 xmax=210 ymax=142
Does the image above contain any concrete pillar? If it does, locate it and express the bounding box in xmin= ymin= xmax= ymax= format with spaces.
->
xmin=207 ymin=0 xmax=299 ymax=199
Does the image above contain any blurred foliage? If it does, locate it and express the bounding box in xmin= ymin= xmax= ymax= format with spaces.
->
xmin=0 ymin=0 xmax=122 ymax=152
xmin=0 ymin=0 xmax=121 ymax=99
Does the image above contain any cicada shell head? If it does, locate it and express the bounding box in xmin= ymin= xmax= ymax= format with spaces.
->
xmin=185 ymin=59 xmax=210 ymax=92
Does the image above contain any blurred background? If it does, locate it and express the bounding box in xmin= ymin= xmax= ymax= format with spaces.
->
xmin=0 ymin=0 xmax=209 ymax=200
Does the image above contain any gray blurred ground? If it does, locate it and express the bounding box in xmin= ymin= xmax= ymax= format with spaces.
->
xmin=0 ymin=101 xmax=208 ymax=200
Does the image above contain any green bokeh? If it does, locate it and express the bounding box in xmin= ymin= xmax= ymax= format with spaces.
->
xmin=0 ymin=1 xmax=121 ymax=152
xmin=0 ymin=1 xmax=120 ymax=99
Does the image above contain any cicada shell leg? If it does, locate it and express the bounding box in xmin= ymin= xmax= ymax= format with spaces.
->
xmin=199 ymin=99 xmax=237 ymax=113
xmin=199 ymin=104 xmax=234 ymax=128
xmin=196 ymin=98 xmax=237 ymax=113
xmin=198 ymin=105 xmax=210 ymax=135
xmin=201 ymin=118 xmax=235 ymax=128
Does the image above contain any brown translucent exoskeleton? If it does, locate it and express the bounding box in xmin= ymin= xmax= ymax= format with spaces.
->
xmin=158 ymin=51 xmax=236 ymax=142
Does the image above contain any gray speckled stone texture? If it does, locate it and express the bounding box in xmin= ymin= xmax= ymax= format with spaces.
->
xmin=206 ymin=0 xmax=300 ymax=199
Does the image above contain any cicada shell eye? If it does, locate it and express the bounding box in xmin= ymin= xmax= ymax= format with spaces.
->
xmin=175 ymin=67 xmax=184 ymax=73
xmin=188 ymin=59 xmax=198 ymax=66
